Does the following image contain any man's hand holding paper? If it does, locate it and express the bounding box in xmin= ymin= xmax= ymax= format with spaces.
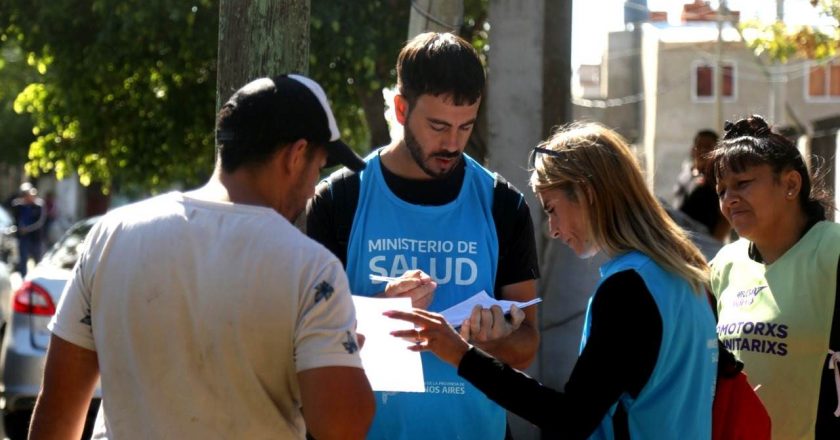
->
xmin=437 ymin=291 xmax=540 ymax=327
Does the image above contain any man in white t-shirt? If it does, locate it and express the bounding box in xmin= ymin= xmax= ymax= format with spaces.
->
xmin=28 ymin=75 xmax=375 ymax=439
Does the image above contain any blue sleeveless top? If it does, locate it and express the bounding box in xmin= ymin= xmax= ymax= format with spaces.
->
xmin=582 ymin=251 xmax=717 ymax=440
xmin=346 ymin=151 xmax=505 ymax=440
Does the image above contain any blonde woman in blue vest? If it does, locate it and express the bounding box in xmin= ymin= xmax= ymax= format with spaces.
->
xmin=708 ymin=115 xmax=839 ymax=439
xmin=387 ymin=122 xmax=718 ymax=439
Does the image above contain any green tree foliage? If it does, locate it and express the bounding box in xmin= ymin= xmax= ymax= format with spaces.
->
xmin=0 ymin=41 xmax=37 ymax=165
xmin=310 ymin=0 xmax=410 ymax=150
xmin=461 ymin=0 xmax=490 ymax=61
xmin=740 ymin=0 xmax=840 ymax=62
xmin=0 ymin=0 xmax=488 ymax=192
xmin=0 ymin=0 xmax=218 ymax=192
xmin=310 ymin=0 xmax=488 ymax=151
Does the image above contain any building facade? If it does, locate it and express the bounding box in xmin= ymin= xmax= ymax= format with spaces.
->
xmin=575 ymin=5 xmax=840 ymax=199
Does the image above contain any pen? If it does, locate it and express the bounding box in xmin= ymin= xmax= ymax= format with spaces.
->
xmin=369 ymin=274 xmax=401 ymax=283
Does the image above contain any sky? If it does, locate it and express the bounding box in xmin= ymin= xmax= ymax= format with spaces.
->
xmin=572 ymin=0 xmax=838 ymax=68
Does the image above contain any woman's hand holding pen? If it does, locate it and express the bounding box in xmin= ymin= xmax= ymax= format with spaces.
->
xmin=371 ymin=270 xmax=437 ymax=310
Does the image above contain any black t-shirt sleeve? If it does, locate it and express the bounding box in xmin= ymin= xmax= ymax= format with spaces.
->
xmin=493 ymin=181 xmax=540 ymax=292
xmin=815 ymin=256 xmax=840 ymax=438
xmin=457 ymin=270 xmax=662 ymax=438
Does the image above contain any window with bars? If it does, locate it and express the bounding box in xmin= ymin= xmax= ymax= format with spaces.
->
xmin=807 ymin=62 xmax=840 ymax=100
xmin=693 ymin=62 xmax=734 ymax=100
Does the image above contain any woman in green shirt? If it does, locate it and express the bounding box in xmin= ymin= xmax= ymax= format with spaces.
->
xmin=709 ymin=115 xmax=839 ymax=439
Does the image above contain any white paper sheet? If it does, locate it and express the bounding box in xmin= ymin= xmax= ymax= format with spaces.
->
xmin=439 ymin=291 xmax=543 ymax=326
xmin=352 ymin=296 xmax=425 ymax=393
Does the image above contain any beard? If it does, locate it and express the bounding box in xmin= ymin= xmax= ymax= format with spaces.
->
xmin=404 ymin=125 xmax=462 ymax=179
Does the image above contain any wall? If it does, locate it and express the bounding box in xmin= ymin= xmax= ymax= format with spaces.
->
xmin=649 ymin=37 xmax=840 ymax=198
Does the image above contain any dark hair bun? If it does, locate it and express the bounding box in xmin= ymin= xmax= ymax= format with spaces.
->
xmin=723 ymin=115 xmax=771 ymax=140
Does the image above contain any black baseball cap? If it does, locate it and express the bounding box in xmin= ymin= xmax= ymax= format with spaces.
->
xmin=216 ymin=74 xmax=365 ymax=172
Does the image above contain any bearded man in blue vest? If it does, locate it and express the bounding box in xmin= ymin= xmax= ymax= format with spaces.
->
xmin=306 ymin=32 xmax=540 ymax=439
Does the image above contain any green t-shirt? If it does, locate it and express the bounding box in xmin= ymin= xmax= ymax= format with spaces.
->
xmin=711 ymin=221 xmax=840 ymax=440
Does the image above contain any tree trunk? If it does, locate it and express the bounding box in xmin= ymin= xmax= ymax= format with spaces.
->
xmin=217 ymin=0 xmax=310 ymax=109
xmin=358 ymin=88 xmax=391 ymax=149
xmin=408 ymin=0 xmax=463 ymax=36
xmin=542 ymin=1 xmax=572 ymax=140
xmin=464 ymin=103 xmax=488 ymax=162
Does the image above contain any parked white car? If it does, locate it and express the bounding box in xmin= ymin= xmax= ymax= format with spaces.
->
xmin=0 ymin=216 xmax=101 ymax=440
xmin=0 ymin=206 xmax=18 ymax=269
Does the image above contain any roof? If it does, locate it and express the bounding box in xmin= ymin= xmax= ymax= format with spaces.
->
xmin=642 ymin=22 xmax=743 ymax=44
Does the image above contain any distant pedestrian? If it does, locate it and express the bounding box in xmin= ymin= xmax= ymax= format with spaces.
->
xmin=11 ymin=182 xmax=46 ymax=276
xmin=675 ymin=130 xmax=730 ymax=241
xmin=42 ymin=191 xmax=58 ymax=246
xmin=29 ymin=74 xmax=375 ymax=439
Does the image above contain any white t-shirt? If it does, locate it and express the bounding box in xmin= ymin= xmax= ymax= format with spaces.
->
xmin=49 ymin=192 xmax=363 ymax=439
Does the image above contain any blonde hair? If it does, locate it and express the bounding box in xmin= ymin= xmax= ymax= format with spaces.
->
xmin=530 ymin=122 xmax=709 ymax=292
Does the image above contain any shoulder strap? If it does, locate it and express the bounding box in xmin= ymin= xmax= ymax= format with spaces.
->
xmin=329 ymin=167 xmax=360 ymax=213
xmin=491 ymin=173 xmax=524 ymax=234
xmin=491 ymin=173 xmax=525 ymax=300
xmin=326 ymin=167 xmax=360 ymax=266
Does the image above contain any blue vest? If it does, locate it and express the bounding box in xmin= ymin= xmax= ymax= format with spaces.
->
xmin=582 ymin=251 xmax=717 ymax=440
xmin=346 ymin=151 xmax=504 ymax=440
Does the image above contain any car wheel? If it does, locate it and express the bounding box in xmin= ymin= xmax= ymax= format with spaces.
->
xmin=3 ymin=410 xmax=32 ymax=440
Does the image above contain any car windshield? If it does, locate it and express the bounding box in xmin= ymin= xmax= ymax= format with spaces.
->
xmin=44 ymin=218 xmax=98 ymax=270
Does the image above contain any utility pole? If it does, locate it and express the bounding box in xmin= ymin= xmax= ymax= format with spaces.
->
xmin=715 ymin=0 xmax=726 ymax=135
xmin=771 ymin=0 xmax=786 ymax=125
xmin=487 ymin=3 xmax=576 ymax=439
